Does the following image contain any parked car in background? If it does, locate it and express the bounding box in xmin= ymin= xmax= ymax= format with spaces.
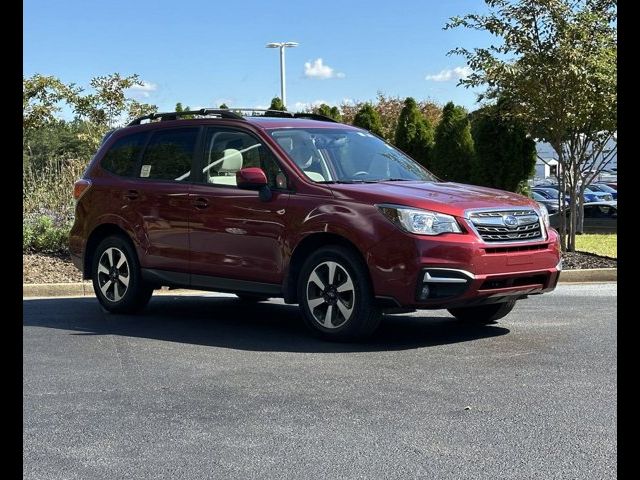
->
xmin=589 ymin=183 xmax=618 ymax=200
xmin=531 ymin=191 xmax=559 ymax=214
xmin=549 ymin=201 xmax=617 ymax=233
xmin=532 ymin=187 xmax=570 ymax=203
xmin=533 ymin=185 xmax=609 ymax=203
xmin=583 ymin=186 xmax=614 ymax=202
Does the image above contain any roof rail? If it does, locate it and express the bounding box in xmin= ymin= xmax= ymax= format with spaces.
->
xmin=128 ymin=108 xmax=244 ymax=126
xmin=293 ymin=112 xmax=338 ymax=123
xmin=228 ymin=108 xmax=338 ymax=122
xmin=127 ymin=107 xmax=339 ymax=126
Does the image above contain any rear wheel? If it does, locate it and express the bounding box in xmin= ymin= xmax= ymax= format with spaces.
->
xmin=297 ymin=246 xmax=381 ymax=342
xmin=92 ymin=235 xmax=152 ymax=313
xmin=447 ymin=299 xmax=517 ymax=324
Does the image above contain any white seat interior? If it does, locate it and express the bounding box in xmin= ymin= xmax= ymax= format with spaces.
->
xmin=304 ymin=171 xmax=325 ymax=182
xmin=208 ymin=148 xmax=243 ymax=185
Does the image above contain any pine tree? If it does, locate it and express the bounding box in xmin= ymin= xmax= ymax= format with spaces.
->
xmin=470 ymin=100 xmax=536 ymax=192
xmin=352 ymin=103 xmax=383 ymax=136
xmin=394 ymin=97 xmax=434 ymax=168
xmin=269 ymin=97 xmax=286 ymax=111
xmin=432 ymin=102 xmax=475 ymax=182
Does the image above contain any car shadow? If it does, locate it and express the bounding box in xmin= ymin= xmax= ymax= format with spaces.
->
xmin=23 ymin=296 xmax=510 ymax=353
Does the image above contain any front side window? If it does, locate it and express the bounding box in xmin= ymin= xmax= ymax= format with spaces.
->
xmin=139 ymin=128 xmax=198 ymax=181
xmin=269 ymin=128 xmax=438 ymax=184
xmin=199 ymin=128 xmax=286 ymax=188
xmin=101 ymin=132 xmax=146 ymax=177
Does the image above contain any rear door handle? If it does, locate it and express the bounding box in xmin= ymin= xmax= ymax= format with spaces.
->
xmin=193 ymin=197 xmax=209 ymax=209
xmin=123 ymin=190 xmax=139 ymax=200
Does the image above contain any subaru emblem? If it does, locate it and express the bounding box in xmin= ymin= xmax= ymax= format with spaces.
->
xmin=503 ymin=215 xmax=519 ymax=227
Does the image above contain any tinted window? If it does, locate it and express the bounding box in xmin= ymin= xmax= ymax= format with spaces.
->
xmin=140 ymin=128 xmax=198 ymax=181
xmin=101 ymin=133 xmax=146 ymax=177
xmin=200 ymin=128 xmax=286 ymax=188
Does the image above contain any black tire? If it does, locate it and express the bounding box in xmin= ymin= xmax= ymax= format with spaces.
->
xmin=235 ymin=293 xmax=270 ymax=302
xmin=297 ymin=246 xmax=381 ymax=342
xmin=91 ymin=235 xmax=153 ymax=314
xmin=447 ymin=299 xmax=517 ymax=324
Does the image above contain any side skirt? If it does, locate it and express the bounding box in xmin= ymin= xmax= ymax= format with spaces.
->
xmin=141 ymin=269 xmax=282 ymax=296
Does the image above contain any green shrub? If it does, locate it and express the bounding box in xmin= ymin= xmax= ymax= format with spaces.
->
xmin=23 ymin=215 xmax=72 ymax=253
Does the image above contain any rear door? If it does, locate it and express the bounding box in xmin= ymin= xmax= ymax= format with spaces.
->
xmin=129 ymin=126 xmax=201 ymax=277
xmin=188 ymin=126 xmax=290 ymax=286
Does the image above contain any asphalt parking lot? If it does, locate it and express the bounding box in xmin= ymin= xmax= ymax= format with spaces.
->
xmin=23 ymin=283 xmax=617 ymax=479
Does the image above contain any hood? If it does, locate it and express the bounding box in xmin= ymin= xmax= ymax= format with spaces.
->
xmin=328 ymin=181 xmax=538 ymax=217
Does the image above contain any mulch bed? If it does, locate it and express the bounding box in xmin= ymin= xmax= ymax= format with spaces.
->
xmin=23 ymin=253 xmax=84 ymax=284
xmin=22 ymin=251 xmax=617 ymax=285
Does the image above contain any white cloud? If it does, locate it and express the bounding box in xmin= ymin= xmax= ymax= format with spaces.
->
xmin=127 ymin=81 xmax=157 ymax=98
xmin=425 ymin=66 xmax=472 ymax=82
xmin=293 ymin=99 xmax=329 ymax=111
xmin=304 ymin=58 xmax=344 ymax=79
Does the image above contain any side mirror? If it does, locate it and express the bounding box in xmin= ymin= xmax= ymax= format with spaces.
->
xmin=236 ymin=167 xmax=268 ymax=190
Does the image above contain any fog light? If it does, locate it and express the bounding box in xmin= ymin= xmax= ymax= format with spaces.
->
xmin=419 ymin=285 xmax=430 ymax=300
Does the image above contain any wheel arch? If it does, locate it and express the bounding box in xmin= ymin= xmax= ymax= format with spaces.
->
xmin=83 ymin=223 xmax=135 ymax=279
xmin=283 ymin=232 xmax=370 ymax=303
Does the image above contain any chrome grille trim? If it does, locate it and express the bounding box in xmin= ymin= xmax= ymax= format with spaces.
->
xmin=465 ymin=208 xmax=545 ymax=243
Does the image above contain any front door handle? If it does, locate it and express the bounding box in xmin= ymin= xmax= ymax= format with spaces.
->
xmin=123 ymin=189 xmax=139 ymax=200
xmin=193 ymin=197 xmax=209 ymax=209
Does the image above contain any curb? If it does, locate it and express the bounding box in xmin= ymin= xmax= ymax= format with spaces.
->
xmin=558 ymin=268 xmax=617 ymax=283
xmin=23 ymin=268 xmax=617 ymax=298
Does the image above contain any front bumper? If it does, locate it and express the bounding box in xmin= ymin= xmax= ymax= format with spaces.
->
xmin=367 ymin=228 xmax=561 ymax=309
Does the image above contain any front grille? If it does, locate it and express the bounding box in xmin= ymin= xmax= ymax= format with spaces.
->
xmin=468 ymin=209 xmax=543 ymax=243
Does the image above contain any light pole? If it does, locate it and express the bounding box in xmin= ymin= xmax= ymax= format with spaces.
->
xmin=265 ymin=42 xmax=299 ymax=109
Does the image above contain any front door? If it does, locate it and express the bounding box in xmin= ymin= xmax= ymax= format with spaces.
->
xmin=188 ymin=127 xmax=290 ymax=286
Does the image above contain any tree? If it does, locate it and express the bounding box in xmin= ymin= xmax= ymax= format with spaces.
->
xmin=341 ymin=93 xmax=441 ymax=142
xmin=470 ymin=99 xmax=536 ymax=192
xmin=23 ymin=74 xmax=80 ymax=144
xmin=175 ymin=102 xmax=193 ymax=119
xmin=431 ymin=102 xmax=475 ymax=182
xmin=394 ymin=97 xmax=435 ymax=168
xmin=219 ymin=103 xmax=229 ymax=109
xmin=352 ymin=103 xmax=383 ymax=136
xmin=446 ymin=0 xmax=616 ymax=251
xmin=23 ymin=73 xmax=159 ymax=159
xmin=315 ymin=103 xmax=342 ymax=122
xmin=269 ymin=97 xmax=286 ymax=111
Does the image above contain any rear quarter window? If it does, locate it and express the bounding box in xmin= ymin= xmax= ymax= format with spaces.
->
xmin=100 ymin=132 xmax=147 ymax=177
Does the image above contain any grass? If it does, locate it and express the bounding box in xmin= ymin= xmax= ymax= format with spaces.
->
xmin=575 ymin=234 xmax=617 ymax=258
xmin=23 ymin=156 xmax=85 ymax=253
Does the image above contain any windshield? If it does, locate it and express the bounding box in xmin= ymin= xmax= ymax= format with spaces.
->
xmin=269 ymin=128 xmax=438 ymax=183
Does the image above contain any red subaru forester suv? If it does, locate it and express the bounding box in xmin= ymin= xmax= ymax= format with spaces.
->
xmin=70 ymin=108 xmax=561 ymax=341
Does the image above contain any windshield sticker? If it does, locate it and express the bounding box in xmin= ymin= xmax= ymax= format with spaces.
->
xmin=140 ymin=165 xmax=152 ymax=178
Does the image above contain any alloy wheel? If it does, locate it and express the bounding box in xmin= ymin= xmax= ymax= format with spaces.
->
xmin=306 ymin=261 xmax=356 ymax=329
xmin=97 ymin=247 xmax=130 ymax=302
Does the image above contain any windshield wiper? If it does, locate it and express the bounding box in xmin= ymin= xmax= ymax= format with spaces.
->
xmin=379 ymin=178 xmax=412 ymax=182
xmin=317 ymin=180 xmax=377 ymax=184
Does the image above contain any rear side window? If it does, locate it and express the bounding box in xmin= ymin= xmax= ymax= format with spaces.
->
xmin=101 ymin=133 xmax=146 ymax=177
xmin=140 ymin=128 xmax=199 ymax=181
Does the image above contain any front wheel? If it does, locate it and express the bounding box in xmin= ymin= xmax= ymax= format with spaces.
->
xmin=447 ymin=299 xmax=517 ymax=324
xmin=297 ymin=246 xmax=381 ymax=342
xmin=92 ymin=235 xmax=153 ymax=314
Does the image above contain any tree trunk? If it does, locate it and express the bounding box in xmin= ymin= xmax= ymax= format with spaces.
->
xmin=557 ymin=159 xmax=567 ymax=251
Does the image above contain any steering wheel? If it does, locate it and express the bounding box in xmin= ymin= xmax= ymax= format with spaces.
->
xmin=352 ymin=171 xmax=370 ymax=177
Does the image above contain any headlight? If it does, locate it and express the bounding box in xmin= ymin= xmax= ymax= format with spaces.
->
xmin=377 ymin=205 xmax=462 ymax=235
xmin=538 ymin=203 xmax=550 ymax=229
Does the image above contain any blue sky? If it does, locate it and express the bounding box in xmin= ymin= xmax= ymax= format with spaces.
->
xmin=24 ymin=0 xmax=494 ymax=114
